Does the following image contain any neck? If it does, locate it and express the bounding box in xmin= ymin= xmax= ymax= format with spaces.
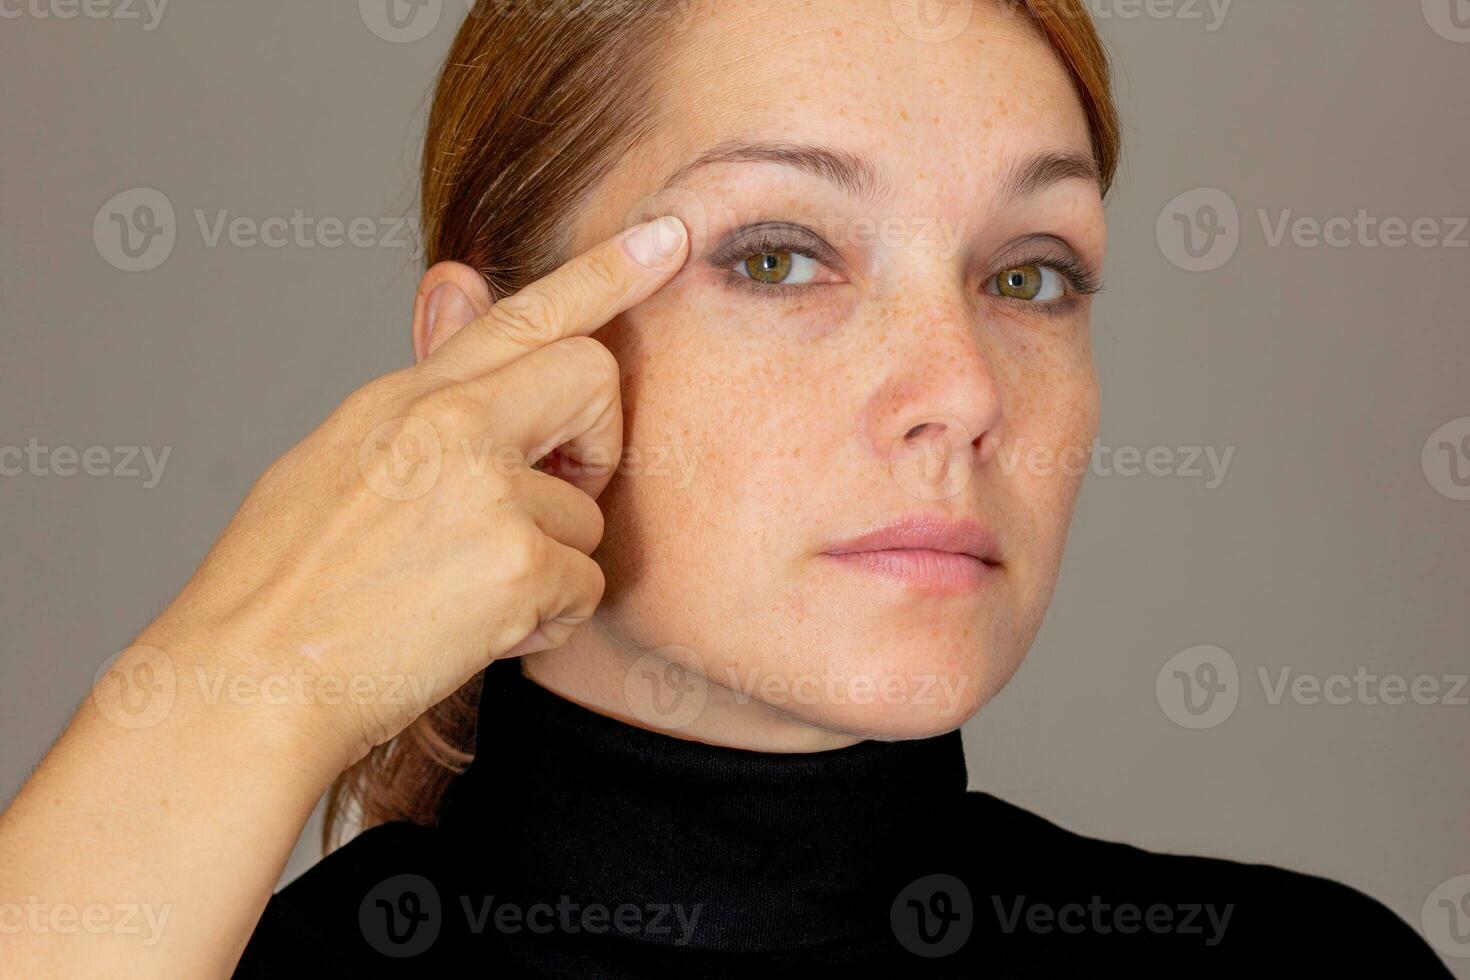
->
xmin=439 ymin=658 xmax=970 ymax=954
xmin=521 ymin=622 xmax=862 ymax=753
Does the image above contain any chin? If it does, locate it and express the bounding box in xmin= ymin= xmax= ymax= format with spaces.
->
xmin=744 ymin=638 xmax=1024 ymax=744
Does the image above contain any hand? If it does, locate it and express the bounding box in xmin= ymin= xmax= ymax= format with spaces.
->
xmin=135 ymin=215 xmax=689 ymax=770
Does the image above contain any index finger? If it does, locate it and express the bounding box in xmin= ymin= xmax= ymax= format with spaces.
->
xmin=426 ymin=215 xmax=688 ymax=380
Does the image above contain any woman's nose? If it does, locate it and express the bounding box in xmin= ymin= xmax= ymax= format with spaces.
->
xmin=862 ymin=297 xmax=1005 ymax=501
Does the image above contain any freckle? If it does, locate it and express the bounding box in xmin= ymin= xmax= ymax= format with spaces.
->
xmin=793 ymin=447 xmax=802 ymax=458
xmin=900 ymin=109 xmax=910 ymax=121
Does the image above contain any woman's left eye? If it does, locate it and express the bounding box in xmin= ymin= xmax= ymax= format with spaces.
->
xmin=733 ymin=250 xmax=823 ymax=286
xmin=988 ymin=264 xmax=1066 ymax=303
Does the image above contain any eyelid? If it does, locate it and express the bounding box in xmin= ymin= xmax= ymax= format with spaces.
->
xmin=710 ymin=221 xmax=847 ymax=276
xmin=987 ymin=235 xmax=1103 ymax=297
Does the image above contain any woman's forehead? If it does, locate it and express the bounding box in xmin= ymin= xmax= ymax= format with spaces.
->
xmin=643 ymin=1 xmax=1092 ymax=189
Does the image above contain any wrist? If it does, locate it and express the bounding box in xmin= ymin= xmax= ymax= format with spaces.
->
xmin=112 ymin=629 xmax=366 ymax=786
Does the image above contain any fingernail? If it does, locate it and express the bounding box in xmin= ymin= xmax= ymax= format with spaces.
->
xmin=621 ymin=216 xmax=687 ymax=269
xmin=424 ymin=281 xmax=473 ymax=352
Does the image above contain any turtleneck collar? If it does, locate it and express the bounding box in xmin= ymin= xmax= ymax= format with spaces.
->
xmin=437 ymin=657 xmax=970 ymax=955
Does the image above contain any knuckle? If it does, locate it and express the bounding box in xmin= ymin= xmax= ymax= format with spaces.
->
xmin=586 ymin=557 xmax=607 ymax=602
xmin=582 ymin=498 xmax=607 ymax=547
xmin=572 ymin=555 xmax=607 ymax=614
xmin=487 ymin=288 xmax=559 ymax=344
xmin=410 ymin=389 xmax=480 ymax=435
xmin=574 ymin=252 xmax=623 ymax=295
xmin=497 ymin=523 xmax=547 ymax=584
xmin=333 ymin=371 xmax=420 ymax=437
xmin=335 ymin=380 xmax=385 ymax=424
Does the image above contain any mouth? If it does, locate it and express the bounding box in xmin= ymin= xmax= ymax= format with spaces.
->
xmin=820 ymin=515 xmax=1002 ymax=595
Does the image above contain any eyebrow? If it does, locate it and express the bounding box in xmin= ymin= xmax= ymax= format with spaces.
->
xmin=657 ymin=139 xmax=893 ymax=201
xmin=992 ymin=149 xmax=1101 ymax=207
xmin=656 ymin=139 xmax=1100 ymax=205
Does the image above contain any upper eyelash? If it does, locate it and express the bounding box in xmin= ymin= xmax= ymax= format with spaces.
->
xmin=713 ymin=225 xmax=834 ymax=269
xmin=994 ymin=251 xmax=1104 ymax=298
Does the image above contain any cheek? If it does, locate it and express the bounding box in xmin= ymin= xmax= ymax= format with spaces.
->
xmin=591 ymin=299 xmax=832 ymax=581
xmin=999 ymin=331 xmax=1099 ymax=569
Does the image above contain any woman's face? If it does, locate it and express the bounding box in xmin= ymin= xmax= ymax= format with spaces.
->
xmin=526 ymin=0 xmax=1105 ymax=748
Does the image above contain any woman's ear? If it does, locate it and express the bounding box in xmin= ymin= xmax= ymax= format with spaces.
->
xmin=411 ymin=261 xmax=495 ymax=362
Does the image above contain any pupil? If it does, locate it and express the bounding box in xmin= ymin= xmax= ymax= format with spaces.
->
xmin=1009 ymin=272 xmax=1025 ymax=287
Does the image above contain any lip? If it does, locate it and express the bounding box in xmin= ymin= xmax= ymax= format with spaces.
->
xmin=820 ymin=516 xmax=1001 ymax=594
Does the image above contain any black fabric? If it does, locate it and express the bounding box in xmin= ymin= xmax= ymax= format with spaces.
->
xmin=235 ymin=658 xmax=1450 ymax=977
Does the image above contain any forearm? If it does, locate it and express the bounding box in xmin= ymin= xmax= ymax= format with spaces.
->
xmin=0 ymin=641 xmax=344 ymax=978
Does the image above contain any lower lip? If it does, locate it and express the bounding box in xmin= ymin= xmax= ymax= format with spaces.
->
xmin=822 ymin=549 xmax=995 ymax=594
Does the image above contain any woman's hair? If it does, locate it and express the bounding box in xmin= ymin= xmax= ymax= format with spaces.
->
xmin=324 ymin=0 xmax=1121 ymax=851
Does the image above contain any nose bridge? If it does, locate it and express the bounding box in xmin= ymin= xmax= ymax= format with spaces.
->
xmin=859 ymin=284 xmax=1006 ymax=469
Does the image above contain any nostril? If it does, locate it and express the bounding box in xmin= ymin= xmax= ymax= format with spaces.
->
xmin=904 ymin=422 xmax=935 ymax=440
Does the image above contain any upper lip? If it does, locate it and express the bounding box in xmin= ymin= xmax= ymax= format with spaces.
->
xmin=823 ymin=515 xmax=1002 ymax=565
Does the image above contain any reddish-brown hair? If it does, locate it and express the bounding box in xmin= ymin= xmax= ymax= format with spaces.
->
xmin=325 ymin=0 xmax=1120 ymax=850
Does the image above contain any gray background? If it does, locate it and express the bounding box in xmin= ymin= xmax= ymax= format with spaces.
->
xmin=2 ymin=1 xmax=1466 ymax=970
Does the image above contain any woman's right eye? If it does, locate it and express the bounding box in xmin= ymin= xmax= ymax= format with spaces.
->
xmin=732 ymin=249 xmax=824 ymax=286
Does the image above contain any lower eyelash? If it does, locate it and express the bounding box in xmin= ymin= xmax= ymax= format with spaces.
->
xmin=721 ymin=268 xmax=825 ymax=300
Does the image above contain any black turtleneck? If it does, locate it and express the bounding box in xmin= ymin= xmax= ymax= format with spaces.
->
xmin=235 ymin=659 xmax=1449 ymax=978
